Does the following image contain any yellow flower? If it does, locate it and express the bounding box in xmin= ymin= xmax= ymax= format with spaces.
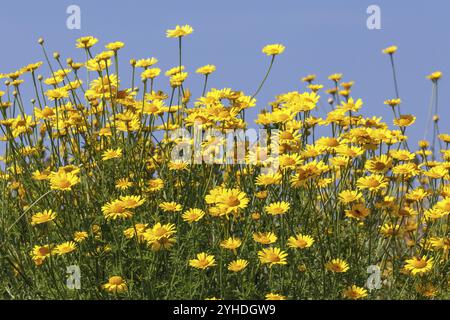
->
xmin=102 ymin=199 xmax=133 ymax=220
xmin=159 ymin=201 xmax=182 ymax=213
xmin=54 ymin=241 xmax=77 ymax=255
xmin=227 ymin=259 xmax=248 ymax=272
xmin=166 ymin=25 xmax=194 ymax=38
xmin=357 ymin=174 xmax=388 ymax=192
xmin=189 ymin=252 xmax=216 ymax=270
xmin=31 ymin=209 xmax=57 ymax=226
xmin=220 ymin=237 xmax=242 ymax=251
xmin=115 ymin=178 xmax=133 ymax=190
xmin=143 ymin=222 xmax=176 ymax=242
xmin=255 ymin=172 xmax=282 ymax=186
xmin=49 ymin=171 xmax=80 ymax=191
xmin=105 ymin=41 xmax=124 ymax=51
xmin=253 ymin=232 xmax=277 ymax=245
xmin=30 ymin=245 xmax=52 ymax=265
xmin=404 ymin=256 xmax=434 ymax=276
xmin=338 ymin=190 xmax=362 ymax=204
xmin=101 ymin=148 xmax=122 ymax=161
xmin=384 ymin=98 xmax=401 ymax=108
xmin=45 ymin=88 xmax=68 ymax=100
xmin=393 ymin=114 xmax=416 ymax=127
xmin=76 ymin=36 xmax=98 ymax=49
xmin=258 ymin=247 xmax=288 ymax=267
xmin=182 ymin=208 xmax=205 ymax=223
xmin=382 ymin=45 xmax=398 ymax=55
xmin=328 ymin=73 xmax=343 ymax=82
xmin=325 ymin=258 xmax=349 ymax=273
xmin=135 ymin=58 xmax=158 ymax=68
xmin=216 ymin=188 xmax=249 ymax=214
xmin=74 ymin=231 xmax=88 ymax=243
xmin=342 ymin=285 xmax=368 ymax=300
xmin=265 ymin=201 xmax=290 ymax=216
xmin=262 ymin=44 xmax=285 ymax=56
xmin=345 ymin=203 xmax=370 ymax=220
xmin=119 ymin=195 xmax=145 ymax=209
xmin=265 ymin=293 xmax=286 ymax=300
xmin=427 ymin=71 xmax=442 ymax=81
xmin=287 ymin=234 xmax=314 ymax=249
xmin=141 ymin=68 xmax=161 ymax=81
xmin=103 ymin=276 xmax=127 ymax=293
xmin=196 ymin=65 xmax=216 ymax=75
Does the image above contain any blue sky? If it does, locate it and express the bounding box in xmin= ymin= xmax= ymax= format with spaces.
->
xmin=1 ymin=0 xmax=449 ymax=147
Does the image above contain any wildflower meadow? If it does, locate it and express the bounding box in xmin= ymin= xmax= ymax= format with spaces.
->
xmin=0 ymin=24 xmax=449 ymax=300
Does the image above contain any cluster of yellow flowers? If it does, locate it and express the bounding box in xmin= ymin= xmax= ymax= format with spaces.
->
xmin=0 ymin=25 xmax=449 ymax=300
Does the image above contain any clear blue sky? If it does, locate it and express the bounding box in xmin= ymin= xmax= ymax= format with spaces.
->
xmin=1 ymin=0 xmax=449 ymax=147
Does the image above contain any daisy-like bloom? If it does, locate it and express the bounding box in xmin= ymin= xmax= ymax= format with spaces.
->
xmin=265 ymin=293 xmax=286 ymax=300
xmin=379 ymin=223 xmax=402 ymax=237
xmin=405 ymin=188 xmax=428 ymax=202
xmin=384 ymin=98 xmax=401 ymax=108
xmin=166 ymin=24 xmax=193 ymax=38
xmin=76 ymin=36 xmax=98 ymax=49
xmin=365 ymin=155 xmax=392 ymax=173
xmin=382 ymin=45 xmax=398 ymax=55
xmin=196 ymin=64 xmax=216 ymax=75
xmin=345 ymin=203 xmax=370 ymax=220
xmin=404 ymin=256 xmax=434 ymax=276
xmin=149 ymin=235 xmax=177 ymax=251
xmin=220 ymin=237 xmax=242 ymax=251
xmin=159 ymin=201 xmax=182 ymax=213
xmin=427 ymin=71 xmax=442 ymax=82
xmin=258 ymin=247 xmax=288 ymax=267
xmin=437 ymin=198 xmax=450 ymax=213
xmin=119 ymin=195 xmax=145 ymax=209
xmin=124 ymin=223 xmax=148 ymax=241
xmin=101 ymin=148 xmax=122 ymax=161
xmin=357 ymin=174 xmax=388 ymax=192
xmin=105 ymin=41 xmax=124 ymax=52
xmin=315 ymin=137 xmax=341 ymax=152
xmin=279 ymin=153 xmax=302 ymax=170
xmin=30 ymin=245 xmax=52 ymax=265
xmin=255 ymin=172 xmax=282 ymax=186
xmin=170 ymin=71 xmax=188 ymax=87
xmin=73 ymin=231 xmax=88 ymax=243
xmin=302 ymin=74 xmax=316 ymax=83
xmin=325 ymin=258 xmax=349 ymax=273
xmin=339 ymin=97 xmax=363 ymax=113
xmin=53 ymin=241 xmax=77 ymax=255
xmin=253 ymin=232 xmax=277 ymax=245
xmin=342 ymin=285 xmax=368 ymax=300
xmin=143 ymin=222 xmax=176 ymax=242
xmin=228 ymin=259 xmax=249 ymax=272
xmin=328 ymin=73 xmax=343 ymax=82
xmin=216 ymin=188 xmax=249 ymax=214
xmin=168 ymin=160 xmax=189 ymax=171
xmin=141 ymin=68 xmax=161 ymax=81
xmin=31 ymin=209 xmax=56 ymax=226
xmin=49 ymin=171 xmax=80 ymax=191
xmin=287 ymin=234 xmax=314 ymax=249
xmin=115 ymin=178 xmax=133 ymax=190
xmin=265 ymin=201 xmax=290 ymax=216
xmin=103 ymin=276 xmax=127 ymax=293
xmin=262 ymin=44 xmax=285 ymax=56
xmin=393 ymin=114 xmax=416 ymax=127
xmin=338 ymin=190 xmax=362 ymax=204
xmin=135 ymin=57 xmax=158 ymax=68
xmin=102 ymin=199 xmax=133 ymax=220
xmin=189 ymin=252 xmax=216 ymax=270
xmin=182 ymin=208 xmax=206 ymax=223
xmin=146 ymin=178 xmax=164 ymax=192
